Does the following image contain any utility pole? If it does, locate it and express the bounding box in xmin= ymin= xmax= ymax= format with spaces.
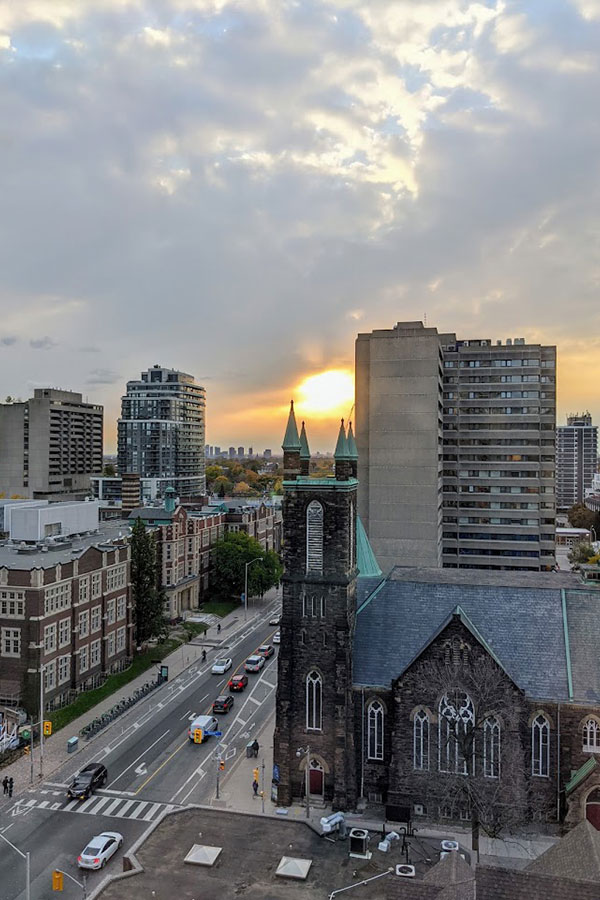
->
xmin=0 ymin=832 xmax=30 ymax=900
xmin=54 ymin=868 xmax=87 ymax=899
xmin=39 ymin=663 xmax=45 ymax=780
xmin=261 ymin=756 xmax=265 ymax=814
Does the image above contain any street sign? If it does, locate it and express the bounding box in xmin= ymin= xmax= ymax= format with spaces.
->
xmin=241 ymin=593 xmax=245 ymax=603
xmin=272 ymin=764 xmax=280 ymax=784
xmin=204 ymin=730 xmax=222 ymax=737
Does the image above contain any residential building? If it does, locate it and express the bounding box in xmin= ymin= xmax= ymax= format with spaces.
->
xmin=205 ymin=498 xmax=282 ymax=552
xmin=237 ymin=446 xmax=244 ymax=458
xmin=0 ymin=389 xmax=103 ymax=501
xmin=117 ymin=365 xmax=206 ymax=499
xmin=214 ymin=446 xmax=221 ymax=457
xmin=557 ymin=413 xmax=598 ymax=510
xmin=264 ymin=449 xmax=272 ymax=459
xmin=274 ymin=407 xmax=600 ymax=834
xmin=228 ymin=447 xmax=236 ymax=458
xmin=0 ymin=520 xmax=132 ymax=711
xmin=585 ymin=473 xmax=600 ymax=515
xmin=356 ymin=322 xmax=556 ymax=573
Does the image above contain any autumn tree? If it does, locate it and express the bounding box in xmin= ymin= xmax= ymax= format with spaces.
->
xmin=567 ymin=503 xmax=599 ymax=531
xmin=568 ymin=542 xmax=596 ymax=566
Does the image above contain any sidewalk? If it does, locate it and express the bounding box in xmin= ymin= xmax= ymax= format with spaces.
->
xmin=0 ymin=588 xmax=281 ymax=802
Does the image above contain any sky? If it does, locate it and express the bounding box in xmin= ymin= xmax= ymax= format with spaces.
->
xmin=0 ymin=0 xmax=599 ymax=453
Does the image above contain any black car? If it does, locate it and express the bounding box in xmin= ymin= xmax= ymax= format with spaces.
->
xmin=67 ymin=763 xmax=108 ymax=801
xmin=212 ymin=695 xmax=234 ymax=714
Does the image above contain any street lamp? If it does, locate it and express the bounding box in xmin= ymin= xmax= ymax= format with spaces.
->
xmin=244 ymin=557 xmax=262 ymax=621
xmin=296 ymin=745 xmax=310 ymax=819
xmin=0 ymin=831 xmax=30 ymax=900
xmin=591 ymin=525 xmax=597 ymax=545
xmin=39 ymin=662 xmax=45 ymax=780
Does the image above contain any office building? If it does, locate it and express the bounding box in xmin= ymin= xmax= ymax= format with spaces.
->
xmin=237 ymin=446 xmax=244 ymax=458
xmin=117 ymin=365 xmax=206 ymax=499
xmin=557 ymin=414 xmax=598 ymax=510
xmin=0 ymin=389 xmax=103 ymax=501
xmin=356 ymin=322 xmax=556 ymax=573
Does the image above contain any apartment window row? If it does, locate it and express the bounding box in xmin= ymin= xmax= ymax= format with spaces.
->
xmin=44 ymin=582 xmax=72 ymax=615
xmin=0 ymin=591 xmax=25 ymax=618
xmin=458 ymin=470 xmax=539 ymax=479
xmin=454 ymin=407 xmax=544 ymax=416
xmin=106 ymin=564 xmax=127 ymax=592
xmin=446 ymin=548 xmax=540 ymax=558
xmin=456 ymin=532 xmax=540 ymax=542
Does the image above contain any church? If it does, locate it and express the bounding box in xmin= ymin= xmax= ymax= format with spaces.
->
xmin=274 ymin=403 xmax=600 ymax=833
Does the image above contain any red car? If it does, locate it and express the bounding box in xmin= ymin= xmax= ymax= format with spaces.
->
xmin=228 ymin=674 xmax=248 ymax=692
xmin=257 ymin=644 xmax=274 ymax=660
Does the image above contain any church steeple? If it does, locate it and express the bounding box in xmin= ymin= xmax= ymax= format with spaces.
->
xmin=299 ymin=420 xmax=311 ymax=476
xmin=282 ymin=400 xmax=302 ymax=480
xmin=347 ymin=421 xmax=358 ymax=478
xmin=334 ymin=419 xmax=351 ymax=480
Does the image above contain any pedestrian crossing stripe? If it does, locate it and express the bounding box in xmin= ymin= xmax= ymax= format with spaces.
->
xmin=12 ymin=795 xmax=176 ymax=822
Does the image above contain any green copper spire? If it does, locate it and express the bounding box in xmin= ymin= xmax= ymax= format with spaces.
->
xmin=282 ymin=400 xmax=301 ymax=451
xmin=334 ymin=418 xmax=350 ymax=459
xmin=347 ymin=421 xmax=358 ymax=459
xmin=299 ymin=421 xmax=311 ymax=458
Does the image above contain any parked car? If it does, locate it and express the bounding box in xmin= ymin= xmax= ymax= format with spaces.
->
xmin=244 ymin=655 xmax=265 ymax=673
xmin=269 ymin=614 xmax=281 ymax=626
xmin=211 ymin=657 xmax=233 ymax=674
xmin=67 ymin=763 xmax=108 ymax=801
xmin=188 ymin=715 xmax=219 ymax=743
xmin=257 ymin=644 xmax=274 ymax=659
xmin=78 ymin=832 xmax=123 ymax=870
xmin=273 ymin=631 xmax=280 ymax=644
xmin=212 ymin=695 xmax=234 ymax=714
xmin=228 ymin=674 xmax=248 ymax=692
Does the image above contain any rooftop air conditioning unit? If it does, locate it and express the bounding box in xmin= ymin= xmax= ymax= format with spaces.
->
xmin=349 ymin=828 xmax=369 ymax=856
xmin=396 ymin=865 xmax=416 ymax=878
xmin=441 ymin=840 xmax=459 ymax=853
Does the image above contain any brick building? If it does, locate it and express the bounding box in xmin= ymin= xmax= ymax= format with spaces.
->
xmin=274 ymin=404 xmax=600 ymax=832
xmin=0 ymin=522 xmax=133 ymax=712
xmin=206 ymin=498 xmax=282 ymax=553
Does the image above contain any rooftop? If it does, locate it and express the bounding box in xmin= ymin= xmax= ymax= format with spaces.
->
xmin=0 ymin=520 xmax=131 ymax=569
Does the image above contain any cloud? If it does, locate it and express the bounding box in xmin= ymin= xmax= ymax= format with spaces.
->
xmin=85 ymin=368 xmax=121 ymax=385
xmin=29 ymin=337 xmax=58 ymax=350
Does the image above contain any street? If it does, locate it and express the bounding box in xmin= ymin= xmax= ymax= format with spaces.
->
xmin=0 ymin=602 xmax=280 ymax=900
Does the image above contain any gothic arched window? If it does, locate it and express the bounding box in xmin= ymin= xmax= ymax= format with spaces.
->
xmin=438 ymin=690 xmax=474 ymax=774
xmin=532 ymin=714 xmax=550 ymax=777
xmin=414 ymin=710 xmax=430 ymax=771
xmin=584 ymin=719 xmax=600 ymax=752
xmin=483 ymin=717 xmax=501 ymax=778
xmin=306 ymin=501 xmax=324 ymax=574
xmin=367 ymin=700 xmax=384 ymax=760
xmin=306 ymin=671 xmax=322 ymax=731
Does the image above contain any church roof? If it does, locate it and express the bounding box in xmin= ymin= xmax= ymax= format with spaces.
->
xmin=356 ymin=516 xmax=382 ymax=578
xmin=353 ymin=566 xmax=600 ymax=701
xmin=282 ymin=401 xmax=301 ymax=451
xmin=527 ymin=818 xmax=600 ymax=883
xmin=299 ymin=421 xmax=311 ymax=459
xmin=334 ymin=419 xmax=350 ymax=459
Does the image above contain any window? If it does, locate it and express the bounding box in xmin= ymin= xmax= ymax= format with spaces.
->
xmin=58 ymin=655 xmax=70 ymax=684
xmin=483 ymin=717 xmax=501 ymax=778
xmin=1 ymin=627 xmax=21 ymax=657
xmin=116 ymin=626 xmax=126 ymax=652
xmin=78 ymin=577 xmax=89 ymax=604
xmin=439 ymin=691 xmax=474 ymax=774
xmin=302 ymin=594 xmax=315 ymax=617
xmin=106 ymin=598 xmax=116 ymax=625
xmin=58 ymin=617 xmax=71 ymax=648
xmin=117 ymin=596 xmax=127 ymax=621
xmin=79 ymin=610 xmax=89 ymax=639
xmin=414 ymin=710 xmax=429 ymax=770
xmin=306 ymin=501 xmax=324 ymax=574
xmin=91 ymin=572 xmax=102 ymax=599
xmin=107 ymin=632 xmax=115 ymax=657
xmin=106 ymin=564 xmax=127 ymax=592
xmin=79 ymin=645 xmax=89 ymax=674
xmin=367 ymin=700 xmax=384 ymax=760
xmin=44 ymin=623 xmax=57 ymax=654
xmin=44 ymin=661 xmax=56 ymax=692
xmin=90 ymin=639 xmax=101 ymax=667
xmin=91 ymin=605 xmax=101 ymax=633
xmin=0 ymin=591 xmax=25 ymax=618
xmin=583 ymin=719 xmax=600 ymax=753
xmin=44 ymin=581 xmax=72 ymax=615
xmin=306 ymin=671 xmax=322 ymax=731
xmin=532 ymin=714 xmax=550 ymax=776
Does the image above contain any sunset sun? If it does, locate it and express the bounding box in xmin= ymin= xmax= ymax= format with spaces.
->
xmin=296 ymin=369 xmax=354 ymax=417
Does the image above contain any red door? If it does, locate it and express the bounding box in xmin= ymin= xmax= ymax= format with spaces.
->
xmin=586 ymin=789 xmax=600 ymax=830
xmin=309 ymin=764 xmax=323 ymax=796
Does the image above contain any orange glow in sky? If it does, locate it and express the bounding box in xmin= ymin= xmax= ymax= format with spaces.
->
xmin=295 ymin=369 xmax=355 ymax=418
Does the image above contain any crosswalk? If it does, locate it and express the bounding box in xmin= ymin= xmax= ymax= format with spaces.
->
xmin=10 ymin=789 xmax=176 ymax=822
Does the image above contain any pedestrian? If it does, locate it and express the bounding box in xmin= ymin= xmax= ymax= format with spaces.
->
xmin=8 ymin=777 xmax=14 ymax=798
xmin=217 ymin=623 xmax=221 ymax=634
xmin=252 ymin=739 xmax=259 ymax=758
xmin=252 ymin=779 xmax=258 ymax=797
xmin=2 ymin=776 xmax=8 ymax=795
xmin=202 ymin=649 xmax=207 ymax=663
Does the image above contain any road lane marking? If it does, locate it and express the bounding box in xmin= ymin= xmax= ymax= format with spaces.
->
xmin=87 ymin=796 xmax=111 ymax=815
xmin=64 ymin=800 xmax=79 ymax=811
xmin=248 ymin=697 xmax=261 ymax=707
xmin=128 ymin=801 xmax=149 ymax=819
xmin=102 ymin=798 xmax=124 ymax=816
xmin=38 ymin=800 xmax=49 ymax=808
xmin=142 ymin=802 xmax=161 ymax=821
xmin=109 ymin=728 xmax=170 ymax=786
xmin=134 ymin=740 xmax=187 ymax=794
xmin=116 ymin=800 xmax=135 ymax=816
xmin=179 ymin=710 xmax=192 ymax=720
xmin=74 ymin=795 xmax=97 ymax=813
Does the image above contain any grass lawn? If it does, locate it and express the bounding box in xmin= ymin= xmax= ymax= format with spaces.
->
xmin=182 ymin=621 xmax=208 ymax=640
xmin=200 ymin=600 xmax=239 ymax=617
xmin=49 ymin=636 xmax=182 ymax=733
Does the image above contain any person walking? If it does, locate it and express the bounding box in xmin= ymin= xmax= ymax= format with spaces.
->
xmin=8 ymin=777 xmax=14 ymax=798
xmin=2 ymin=776 xmax=8 ymax=795
xmin=217 ymin=623 xmax=221 ymax=634
xmin=252 ymin=778 xmax=258 ymax=797
xmin=252 ymin=739 xmax=259 ymax=758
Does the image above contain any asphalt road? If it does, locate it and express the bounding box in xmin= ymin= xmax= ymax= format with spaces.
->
xmin=0 ymin=602 xmax=280 ymax=900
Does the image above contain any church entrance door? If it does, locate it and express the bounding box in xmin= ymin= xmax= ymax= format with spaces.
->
xmin=309 ymin=759 xmax=324 ymax=798
xmin=586 ymin=789 xmax=600 ymax=830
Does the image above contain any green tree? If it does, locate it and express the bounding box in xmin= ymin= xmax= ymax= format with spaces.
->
xmin=130 ymin=518 xmax=167 ymax=644
xmin=213 ymin=475 xmax=233 ymax=496
xmin=567 ymin=503 xmax=598 ymax=530
xmin=212 ymin=532 xmax=282 ymax=601
xmin=102 ymin=463 xmax=116 ymax=477
xmin=568 ymin=542 xmax=596 ymax=566
xmin=255 ymin=549 xmax=283 ymax=597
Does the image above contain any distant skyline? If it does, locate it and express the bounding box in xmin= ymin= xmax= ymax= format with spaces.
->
xmin=1 ymin=1 xmax=599 ymax=452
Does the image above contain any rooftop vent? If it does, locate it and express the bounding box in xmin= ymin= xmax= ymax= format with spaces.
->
xmin=183 ymin=844 xmax=222 ymax=867
xmin=396 ymin=865 xmax=416 ymax=878
xmin=275 ymin=857 xmax=312 ymax=880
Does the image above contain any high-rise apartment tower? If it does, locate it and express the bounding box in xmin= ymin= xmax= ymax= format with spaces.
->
xmin=356 ymin=322 xmax=556 ymax=573
xmin=556 ymin=414 xmax=598 ymax=510
xmin=117 ymin=365 xmax=206 ymax=499
xmin=0 ymin=389 xmax=103 ymax=500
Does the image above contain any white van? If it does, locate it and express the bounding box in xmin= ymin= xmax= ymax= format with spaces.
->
xmin=187 ymin=714 xmax=219 ymax=743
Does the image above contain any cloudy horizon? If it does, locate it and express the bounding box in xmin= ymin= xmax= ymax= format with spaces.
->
xmin=1 ymin=0 xmax=599 ymax=452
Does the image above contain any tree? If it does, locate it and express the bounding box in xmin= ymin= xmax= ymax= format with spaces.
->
xmin=568 ymin=541 xmax=596 ymax=566
xmin=400 ymin=651 xmax=551 ymax=851
xmin=233 ymin=481 xmax=250 ymax=494
xmin=567 ymin=503 xmax=598 ymax=531
xmin=130 ymin=518 xmax=167 ymax=644
xmin=213 ymin=475 xmax=233 ymax=497
xmin=211 ymin=532 xmax=282 ymax=601
xmin=102 ymin=463 xmax=116 ymax=477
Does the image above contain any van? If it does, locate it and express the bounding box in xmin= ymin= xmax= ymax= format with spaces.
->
xmin=188 ymin=714 xmax=219 ymax=743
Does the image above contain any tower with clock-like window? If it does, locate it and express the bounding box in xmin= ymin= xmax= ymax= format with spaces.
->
xmin=274 ymin=402 xmax=358 ymax=810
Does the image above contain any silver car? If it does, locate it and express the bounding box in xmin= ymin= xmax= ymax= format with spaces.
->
xmin=78 ymin=832 xmax=123 ymax=870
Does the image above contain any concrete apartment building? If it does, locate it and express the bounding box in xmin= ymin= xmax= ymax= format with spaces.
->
xmin=0 ymin=512 xmax=132 ymax=712
xmin=117 ymin=365 xmax=206 ymax=500
xmin=356 ymin=322 xmax=556 ymax=573
xmin=556 ymin=413 xmax=598 ymax=510
xmin=0 ymin=389 xmax=103 ymax=501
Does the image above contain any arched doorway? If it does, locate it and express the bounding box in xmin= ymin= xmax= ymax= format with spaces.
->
xmin=586 ymin=788 xmax=600 ymax=830
xmin=308 ymin=758 xmax=324 ymax=798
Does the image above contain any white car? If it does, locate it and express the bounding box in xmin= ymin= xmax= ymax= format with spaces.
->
xmin=269 ymin=614 xmax=281 ymax=626
xmin=273 ymin=631 xmax=280 ymax=644
xmin=244 ymin=655 xmax=265 ymax=673
xmin=211 ymin=657 xmax=232 ymax=674
xmin=78 ymin=832 xmax=123 ymax=870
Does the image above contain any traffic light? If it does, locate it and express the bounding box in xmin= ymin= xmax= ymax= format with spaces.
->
xmin=52 ymin=871 xmax=64 ymax=891
xmin=219 ymin=759 xmax=225 ymax=771
xmin=43 ymin=721 xmax=52 ymax=736
xmin=253 ymin=768 xmax=259 ymax=783
xmin=23 ymin=745 xmax=30 ymax=755
xmin=193 ymin=728 xmax=203 ymax=744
